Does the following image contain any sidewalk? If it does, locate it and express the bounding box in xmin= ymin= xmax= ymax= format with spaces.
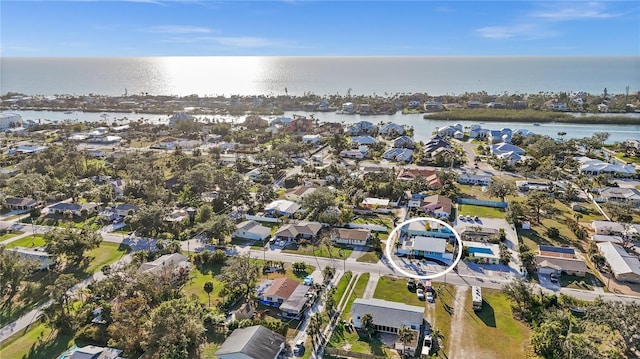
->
xmin=361 ymin=272 xmax=380 ymax=299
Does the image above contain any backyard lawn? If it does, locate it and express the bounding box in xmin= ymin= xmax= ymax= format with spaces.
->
xmin=4 ymin=235 xmax=46 ymax=248
xmin=458 ymin=204 xmax=506 ymax=219
xmin=372 ymin=276 xmax=424 ymax=307
xmin=0 ymin=322 xmax=75 ymax=359
xmin=81 ymin=242 xmax=129 ymax=275
xmin=340 ymin=273 xmax=370 ymax=321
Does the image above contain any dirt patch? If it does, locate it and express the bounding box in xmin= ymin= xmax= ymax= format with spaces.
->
xmin=447 ymin=286 xmax=474 ymax=358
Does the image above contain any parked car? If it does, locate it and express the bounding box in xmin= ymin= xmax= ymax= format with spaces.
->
xmin=416 ymin=288 xmax=425 ymax=300
xmin=550 ymin=273 xmax=559 ymax=283
xmin=473 ymin=215 xmax=479 ymax=222
xmin=458 ymin=214 xmax=464 ymax=221
xmin=417 ymin=281 xmax=425 ymax=290
xmin=466 ymin=214 xmax=471 ymax=221
xmin=407 ymin=279 xmax=416 ymax=290
xmin=426 ymin=291 xmax=434 ymax=303
xmin=422 ymin=335 xmax=433 ymax=356
xmin=293 ymin=340 xmax=304 ymax=356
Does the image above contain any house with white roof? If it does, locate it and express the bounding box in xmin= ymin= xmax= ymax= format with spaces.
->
xmin=513 ymin=128 xmax=534 ymax=137
xmin=302 ymin=134 xmax=322 ymax=145
xmin=340 ymin=149 xmax=367 ymax=159
xmin=468 ymin=125 xmax=489 ymax=139
xmin=491 ymin=143 xmax=525 ymax=156
xmin=577 ymin=157 xmax=636 ymax=176
xmin=348 ymin=121 xmax=377 ymax=135
xmin=597 ymin=241 xmax=640 ymax=283
xmin=488 ymin=128 xmax=513 ymax=144
xmin=361 ymin=197 xmax=390 ymax=209
xmin=437 ymin=124 xmax=463 ymax=138
xmin=264 ymin=200 xmax=301 ymax=217
xmin=8 ymin=247 xmax=56 ymax=270
xmin=463 ymin=241 xmax=501 ymax=264
xmin=379 ymin=123 xmax=405 ymax=137
xmin=398 ymin=236 xmax=449 ymax=262
xmin=233 ymin=220 xmax=272 ymax=241
xmin=591 ymin=234 xmax=624 ymax=244
xmin=351 ymin=135 xmax=378 ymax=146
xmin=458 ymin=173 xmax=492 ymax=186
xmin=591 ymin=221 xmax=626 ymax=236
xmin=592 ymin=187 xmax=640 ymax=207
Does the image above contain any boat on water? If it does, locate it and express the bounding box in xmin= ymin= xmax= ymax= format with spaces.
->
xmin=533 ymin=123 xmax=540 ymax=126
xmin=64 ymin=111 xmax=73 ymax=114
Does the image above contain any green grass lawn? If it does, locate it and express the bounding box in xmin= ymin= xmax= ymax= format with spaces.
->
xmin=4 ymin=235 xmax=46 ymax=248
xmin=615 ymin=152 xmax=640 ymax=165
xmin=458 ymin=204 xmax=506 ymax=218
xmin=282 ymin=244 xmax=352 ymax=259
xmin=372 ymin=276 xmax=424 ymax=307
xmin=333 ymin=271 xmax=353 ymax=304
xmin=0 ymin=231 xmax=25 ymax=242
xmin=462 ymin=288 xmax=532 ymax=358
xmin=81 ymin=242 xmax=129 ymax=275
xmin=340 ymin=273 xmax=370 ymax=321
xmin=327 ymin=322 xmax=393 ymax=357
xmin=182 ymin=264 xmax=225 ymax=309
xmin=355 ymin=251 xmax=382 ymax=263
xmin=0 ymin=322 xmax=75 ymax=359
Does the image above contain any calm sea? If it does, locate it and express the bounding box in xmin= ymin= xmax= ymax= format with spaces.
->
xmin=1 ymin=56 xmax=639 ymax=97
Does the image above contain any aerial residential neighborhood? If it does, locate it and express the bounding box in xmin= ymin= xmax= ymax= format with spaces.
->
xmin=1 ymin=91 xmax=640 ymax=359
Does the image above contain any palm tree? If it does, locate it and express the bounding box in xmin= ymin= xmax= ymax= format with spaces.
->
xmin=398 ymin=325 xmax=415 ymax=357
xmin=203 ymin=281 xmax=214 ymax=307
xmin=360 ymin=313 xmax=375 ymax=339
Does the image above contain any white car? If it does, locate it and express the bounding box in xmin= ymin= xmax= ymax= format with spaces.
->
xmin=458 ymin=214 xmax=464 ymax=221
xmin=426 ymin=291 xmax=434 ymax=303
xmin=293 ymin=340 xmax=304 ymax=356
xmin=422 ymin=335 xmax=433 ymax=356
xmin=416 ymin=288 xmax=425 ymax=300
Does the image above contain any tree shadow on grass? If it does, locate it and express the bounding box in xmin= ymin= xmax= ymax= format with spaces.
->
xmin=475 ymin=300 xmax=496 ymax=328
xmin=22 ymin=330 xmax=73 ymax=359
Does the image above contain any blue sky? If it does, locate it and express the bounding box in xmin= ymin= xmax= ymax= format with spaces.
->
xmin=1 ymin=1 xmax=638 ymax=56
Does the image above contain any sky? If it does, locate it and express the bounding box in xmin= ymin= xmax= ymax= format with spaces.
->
xmin=1 ymin=0 xmax=639 ymax=57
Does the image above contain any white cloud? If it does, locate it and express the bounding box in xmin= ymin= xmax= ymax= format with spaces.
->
xmin=148 ymin=25 xmax=215 ymax=34
xmin=531 ymin=2 xmax=622 ymax=21
xmin=475 ymin=24 xmax=556 ymax=40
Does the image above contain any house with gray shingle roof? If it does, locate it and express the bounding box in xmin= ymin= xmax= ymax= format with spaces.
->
xmin=215 ymin=325 xmax=286 ymax=359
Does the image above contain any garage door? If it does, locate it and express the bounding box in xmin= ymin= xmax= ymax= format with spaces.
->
xmin=538 ymin=267 xmax=556 ymax=275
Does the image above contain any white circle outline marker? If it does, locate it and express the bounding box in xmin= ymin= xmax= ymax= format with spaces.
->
xmin=384 ymin=216 xmax=463 ymax=280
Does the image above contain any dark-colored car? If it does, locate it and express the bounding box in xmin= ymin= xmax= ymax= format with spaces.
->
xmin=407 ymin=279 xmax=416 ymax=290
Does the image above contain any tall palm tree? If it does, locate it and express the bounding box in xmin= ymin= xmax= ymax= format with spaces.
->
xmin=360 ymin=313 xmax=375 ymax=339
xmin=398 ymin=325 xmax=415 ymax=358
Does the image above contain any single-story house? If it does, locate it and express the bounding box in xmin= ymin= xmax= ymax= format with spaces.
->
xmin=340 ymin=149 xmax=367 ymax=159
xmin=379 ymin=123 xmax=405 ymax=137
xmin=4 ymin=197 xmax=39 ymax=211
xmin=463 ymin=241 xmax=501 ymax=264
xmin=437 ymin=124 xmax=463 ymax=138
xmin=233 ymin=220 xmax=272 ymax=242
xmin=457 ymin=174 xmax=492 ymax=186
xmin=403 ymin=220 xmax=453 ymax=239
xmin=491 ymin=143 xmax=524 ymax=156
xmin=592 ymin=187 xmax=640 ymax=207
xmin=578 ymin=157 xmax=636 ymax=177
xmin=397 ymin=168 xmax=442 ymax=189
xmin=265 ymin=200 xmax=301 ymax=217
xmin=139 ymin=253 xmax=190 ymax=280
xmin=535 ymin=256 xmax=589 ymax=277
xmin=348 ymin=121 xmax=377 ymax=135
xmin=7 ymin=247 xmax=55 ymax=270
xmin=351 ymin=135 xmax=378 ymax=146
xmin=399 ymin=236 xmax=449 ymax=262
xmin=48 ymin=202 xmax=100 ymax=217
xmin=215 ymin=325 xmax=286 ymax=359
xmin=257 ymin=277 xmax=301 ymax=306
xmin=591 ymin=221 xmax=625 ymax=236
xmin=591 ymin=234 xmax=624 ymax=244
xmin=597 ymin=242 xmax=640 ymax=283
xmin=58 ymin=344 xmax=125 ymax=359
xmin=110 ymin=179 xmax=126 ymax=199
xmin=273 ymin=221 xmax=322 ymax=242
xmin=285 ymin=186 xmax=317 ymax=202
xmin=351 ymin=298 xmax=424 ymax=335
xmin=361 ymin=198 xmax=390 ymax=209
xmin=538 ymin=245 xmax=577 ymax=259
xmin=383 ymin=148 xmax=413 ymax=163
xmin=113 ymin=204 xmax=138 ymax=217
xmin=392 ymin=136 xmax=415 ymax=149
xmin=279 ymin=284 xmax=312 ymax=319
xmin=333 ymin=228 xmax=371 ymax=246
xmin=420 ymin=194 xmax=452 ymax=218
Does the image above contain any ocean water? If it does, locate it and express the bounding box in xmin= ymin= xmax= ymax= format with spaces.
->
xmin=1 ymin=56 xmax=639 ymax=97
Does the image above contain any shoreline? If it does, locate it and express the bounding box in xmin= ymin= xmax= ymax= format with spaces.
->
xmin=423 ymin=109 xmax=640 ymax=125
